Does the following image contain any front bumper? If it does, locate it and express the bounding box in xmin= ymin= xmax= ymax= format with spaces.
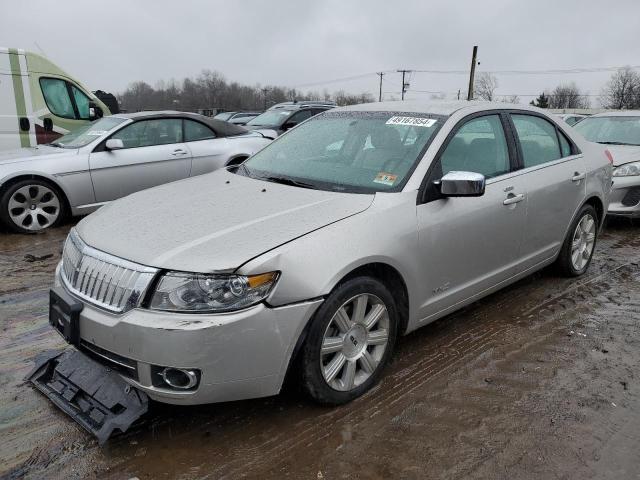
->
xmin=54 ymin=266 xmax=322 ymax=405
xmin=608 ymin=175 xmax=640 ymax=217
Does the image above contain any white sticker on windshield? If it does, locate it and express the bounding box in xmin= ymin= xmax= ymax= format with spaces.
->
xmin=386 ymin=116 xmax=437 ymax=128
xmin=86 ymin=130 xmax=107 ymax=136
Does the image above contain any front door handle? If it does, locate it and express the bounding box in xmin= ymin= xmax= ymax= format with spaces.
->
xmin=503 ymin=193 xmax=525 ymax=205
xmin=572 ymin=172 xmax=586 ymax=182
xmin=172 ymin=149 xmax=187 ymax=156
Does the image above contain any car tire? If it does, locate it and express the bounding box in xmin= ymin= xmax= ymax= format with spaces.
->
xmin=556 ymin=204 xmax=598 ymax=277
xmin=0 ymin=179 xmax=66 ymax=234
xmin=299 ymin=276 xmax=398 ymax=405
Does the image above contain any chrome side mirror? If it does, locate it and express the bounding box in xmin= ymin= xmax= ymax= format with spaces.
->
xmin=105 ymin=139 xmax=124 ymax=150
xmin=438 ymin=171 xmax=486 ymax=197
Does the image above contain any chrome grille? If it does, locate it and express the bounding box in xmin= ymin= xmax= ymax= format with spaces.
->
xmin=61 ymin=229 xmax=158 ymax=313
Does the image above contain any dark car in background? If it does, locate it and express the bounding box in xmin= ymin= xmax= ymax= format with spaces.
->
xmin=244 ymin=101 xmax=336 ymax=136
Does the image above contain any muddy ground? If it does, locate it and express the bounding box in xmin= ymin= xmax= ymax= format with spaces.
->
xmin=0 ymin=219 xmax=639 ymax=480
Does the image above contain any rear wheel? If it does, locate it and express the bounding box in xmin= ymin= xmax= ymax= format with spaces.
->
xmin=556 ymin=204 xmax=598 ymax=277
xmin=0 ymin=179 xmax=65 ymax=233
xmin=299 ymin=277 xmax=398 ymax=405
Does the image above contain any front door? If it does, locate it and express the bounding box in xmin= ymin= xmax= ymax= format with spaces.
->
xmin=89 ymin=118 xmax=191 ymax=202
xmin=416 ymin=113 xmax=528 ymax=322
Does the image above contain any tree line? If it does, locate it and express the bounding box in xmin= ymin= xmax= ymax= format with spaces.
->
xmin=474 ymin=67 xmax=640 ymax=109
xmin=118 ymin=69 xmax=373 ymax=113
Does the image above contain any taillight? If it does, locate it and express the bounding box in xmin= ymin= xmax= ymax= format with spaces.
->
xmin=604 ymin=149 xmax=614 ymax=164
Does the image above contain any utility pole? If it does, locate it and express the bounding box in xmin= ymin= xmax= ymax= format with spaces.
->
xmin=467 ymin=46 xmax=478 ymax=101
xmin=376 ymin=72 xmax=385 ymax=102
xmin=261 ymin=87 xmax=269 ymax=110
xmin=397 ymin=69 xmax=411 ymax=100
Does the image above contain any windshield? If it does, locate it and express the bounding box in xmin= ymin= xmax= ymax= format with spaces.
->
xmin=246 ymin=110 xmax=294 ymax=127
xmin=51 ymin=117 xmax=128 ymax=148
xmin=241 ymin=111 xmax=445 ymax=193
xmin=575 ymin=116 xmax=640 ymax=146
xmin=214 ymin=112 xmax=234 ymax=121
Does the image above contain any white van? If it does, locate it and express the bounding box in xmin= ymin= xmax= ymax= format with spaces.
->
xmin=0 ymin=48 xmax=111 ymax=151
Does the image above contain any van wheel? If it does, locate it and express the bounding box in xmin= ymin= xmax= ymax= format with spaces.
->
xmin=299 ymin=277 xmax=397 ymax=405
xmin=556 ymin=204 xmax=598 ymax=277
xmin=0 ymin=179 xmax=65 ymax=233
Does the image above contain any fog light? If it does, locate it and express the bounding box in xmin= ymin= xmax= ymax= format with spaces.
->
xmin=160 ymin=367 xmax=199 ymax=390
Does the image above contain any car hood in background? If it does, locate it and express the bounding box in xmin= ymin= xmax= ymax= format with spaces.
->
xmin=76 ymin=169 xmax=374 ymax=272
xmin=0 ymin=145 xmax=73 ymax=166
xmin=606 ymin=145 xmax=640 ymax=167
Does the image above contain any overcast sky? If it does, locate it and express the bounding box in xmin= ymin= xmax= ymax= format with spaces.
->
xmin=2 ymin=0 xmax=639 ymax=105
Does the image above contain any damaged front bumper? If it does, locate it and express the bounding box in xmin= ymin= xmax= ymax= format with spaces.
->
xmin=609 ymin=175 xmax=640 ymax=217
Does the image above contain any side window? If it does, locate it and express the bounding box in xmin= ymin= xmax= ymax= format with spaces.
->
xmin=40 ymin=78 xmax=75 ymax=119
xmin=512 ymin=114 xmax=562 ymax=167
xmin=110 ymin=119 xmax=183 ymax=148
xmin=71 ymin=85 xmax=91 ymax=120
xmin=439 ymin=115 xmax=510 ymax=179
xmin=287 ymin=110 xmax=312 ymax=126
xmin=184 ymin=119 xmax=216 ymax=141
xmin=558 ymin=130 xmax=572 ymax=157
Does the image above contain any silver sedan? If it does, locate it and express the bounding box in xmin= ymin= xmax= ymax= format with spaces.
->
xmin=0 ymin=111 xmax=272 ymax=233
xmin=50 ymin=101 xmax=611 ymax=407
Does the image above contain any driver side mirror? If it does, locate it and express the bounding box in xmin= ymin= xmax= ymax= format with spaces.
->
xmin=89 ymin=102 xmax=103 ymax=121
xmin=105 ymin=139 xmax=124 ymax=150
xmin=437 ymin=171 xmax=486 ymax=197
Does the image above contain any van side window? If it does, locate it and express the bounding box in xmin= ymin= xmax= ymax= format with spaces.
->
xmin=40 ymin=78 xmax=75 ymax=119
xmin=71 ymin=85 xmax=91 ymax=120
xmin=512 ymin=114 xmax=563 ymax=167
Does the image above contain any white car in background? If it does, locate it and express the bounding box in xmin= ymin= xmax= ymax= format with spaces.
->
xmin=0 ymin=111 xmax=272 ymax=233
xmin=574 ymin=111 xmax=640 ymax=217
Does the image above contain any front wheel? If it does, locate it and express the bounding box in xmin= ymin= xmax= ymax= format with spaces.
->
xmin=0 ymin=180 xmax=65 ymax=233
xmin=556 ymin=204 xmax=598 ymax=277
xmin=299 ymin=277 xmax=398 ymax=405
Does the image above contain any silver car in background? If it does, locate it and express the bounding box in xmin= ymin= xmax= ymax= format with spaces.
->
xmin=50 ymin=101 xmax=611 ymax=406
xmin=0 ymin=111 xmax=272 ymax=233
xmin=574 ymin=111 xmax=640 ymax=217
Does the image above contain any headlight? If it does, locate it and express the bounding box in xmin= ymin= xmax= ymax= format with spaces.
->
xmin=149 ymin=271 xmax=279 ymax=312
xmin=613 ymin=162 xmax=640 ymax=177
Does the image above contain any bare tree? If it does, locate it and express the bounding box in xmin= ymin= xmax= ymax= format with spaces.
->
xmin=547 ymin=83 xmax=590 ymax=109
xmin=474 ymin=72 xmax=498 ymax=101
xmin=501 ymin=94 xmax=520 ymax=104
xmin=600 ymin=66 xmax=640 ymax=109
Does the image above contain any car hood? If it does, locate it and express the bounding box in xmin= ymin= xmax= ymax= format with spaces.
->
xmin=0 ymin=145 xmax=73 ymax=165
xmin=76 ymin=169 xmax=374 ymax=272
xmin=605 ymin=145 xmax=640 ymax=167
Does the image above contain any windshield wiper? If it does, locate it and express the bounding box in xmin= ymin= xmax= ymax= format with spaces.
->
xmin=49 ymin=142 xmax=63 ymax=148
xmin=258 ymin=175 xmax=317 ymax=190
xmin=597 ymin=141 xmax=639 ymax=146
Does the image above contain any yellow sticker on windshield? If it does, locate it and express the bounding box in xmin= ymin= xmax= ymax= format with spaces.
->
xmin=373 ymin=172 xmax=398 ymax=186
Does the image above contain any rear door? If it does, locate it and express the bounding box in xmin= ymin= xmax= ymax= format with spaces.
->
xmin=508 ymin=113 xmax=586 ymax=268
xmin=89 ymin=118 xmax=191 ymax=202
xmin=183 ymin=118 xmax=229 ymax=176
xmin=416 ymin=112 xmax=529 ymax=321
xmin=0 ymin=48 xmax=35 ymax=150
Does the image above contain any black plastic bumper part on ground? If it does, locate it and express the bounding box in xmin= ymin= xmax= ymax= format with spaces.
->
xmin=27 ymin=349 xmax=149 ymax=445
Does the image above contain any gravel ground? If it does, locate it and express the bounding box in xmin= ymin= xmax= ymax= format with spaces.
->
xmin=0 ymin=219 xmax=639 ymax=480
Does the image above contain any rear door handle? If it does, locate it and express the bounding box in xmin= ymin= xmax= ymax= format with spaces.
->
xmin=172 ymin=149 xmax=187 ymax=156
xmin=571 ymin=172 xmax=586 ymax=182
xmin=503 ymin=193 xmax=525 ymax=205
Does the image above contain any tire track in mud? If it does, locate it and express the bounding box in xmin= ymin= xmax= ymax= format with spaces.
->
xmin=200 ymin=261 xmax=640 ymax=479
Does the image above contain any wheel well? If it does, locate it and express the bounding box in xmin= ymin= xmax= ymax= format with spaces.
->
xmin=226 ymin=155 xmax=248 ymax=167
xmin=338 ymin=263 xmax=410 ymax=336
xmin=0 ymin=174 xmax=71 ymax=215
xmin=584 ymin=196 xmax=604 ymax=225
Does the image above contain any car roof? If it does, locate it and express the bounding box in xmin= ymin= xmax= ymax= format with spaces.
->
xmin=112 ymin=110 xmax=248 ymax=136
xmin=333 ymin=100 xmax=548 ymax=117
xmin=590 ymin=110 xmax=640 ymax=117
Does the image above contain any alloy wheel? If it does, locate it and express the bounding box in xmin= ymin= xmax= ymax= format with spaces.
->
xmin=320 ymin=293 xmax=390 ymax=392
xmin=570 ymin=213 xmax=596 ymax=271
xmin=8 ymin=184 xmax=61 ymax=232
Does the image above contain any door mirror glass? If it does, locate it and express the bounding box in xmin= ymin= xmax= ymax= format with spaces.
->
xmin=105 ymin=138 xmax=124 ymax=150
xmin=438 ymin=171 xmax=486 ymax=197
